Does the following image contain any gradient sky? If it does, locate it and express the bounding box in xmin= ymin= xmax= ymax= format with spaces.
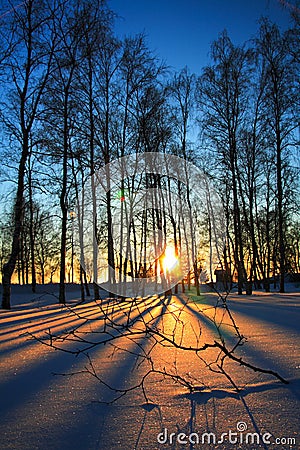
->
xmin=109 ymin=0 xmax=295 ymax=74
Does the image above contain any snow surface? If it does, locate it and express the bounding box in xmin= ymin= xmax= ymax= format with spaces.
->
xmin=0 ymin=283 xmax=299 ymax=450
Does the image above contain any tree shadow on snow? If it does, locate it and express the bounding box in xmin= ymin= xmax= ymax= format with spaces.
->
xmin=167 ymin=379 xmax=300 ymax=450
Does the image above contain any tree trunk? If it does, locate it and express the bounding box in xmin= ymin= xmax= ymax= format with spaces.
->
xmin=277 ymin=139 xmax=285 ymax=293
xmin=58 ymin=95 xmax=69 ymax=305
xmin=28 ymin=155 xmax=36 ymax=293
xmin=2 ymin=139 xmax=28 ymax=309
xmin=232 ymin=168 xmax=244 ymax=295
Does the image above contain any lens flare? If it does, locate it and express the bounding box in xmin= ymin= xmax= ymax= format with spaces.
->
xmin=163 ymin=247 xmax=178 ymax=272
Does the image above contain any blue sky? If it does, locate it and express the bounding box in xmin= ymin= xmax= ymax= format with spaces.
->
xmin=109 ymin=0 xmax=295 ymax=73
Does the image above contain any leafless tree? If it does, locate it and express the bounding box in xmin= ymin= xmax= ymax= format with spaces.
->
xmin=196 ymin=32 xmax=252 ymax=294
xmin=1 ymin=0 xmax=57 ymax=309
xmin=167 ymin=68 xmax=197 ymax=293
xmin=255 ymin=18 xmax=299 ymax=293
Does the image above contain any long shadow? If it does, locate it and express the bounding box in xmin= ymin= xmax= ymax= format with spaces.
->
xmin=0 ymin=295 xmax=170 ymax=449
xmin=226 ymin=299 xmax=300 ymax=334
xmin=0 ymin=285 xmax=109 ymax=320
xmin=177 ymin=294 xmax=299 ymax=389
xmin=0 ymin=295 xmax=163 ymax=409
xmin=134 ymin=402 xmax=163 ymax=449
xmin=2 ymin=292 xmax=297 ymax=449
xmin=28 ymin=296 xmax=171 ymax=450
xmin=178 ymin=379 xmax=294 ymax=405
xmin=170 ymin=378 xmax=300 ymax=450
xmin=0 ymin=302 xmax=115 ymax=355
xmin=0 ymin=295 xmax=111 ymax=322
xmin=0 ymin=307 xmax=99 ymax=342
xmin=0 ymin=296 xmax=157 ymax=354
xmin=176 ymin=294 xmax=238 ymax=345
xmin=86 ymin=291 xmax=300 ymax=449
xmin=198 ymin=292 xmax=300 ymax=334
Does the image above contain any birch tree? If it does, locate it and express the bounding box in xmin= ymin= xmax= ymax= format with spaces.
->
xmin=196 ymin=32 xmax=252 ymax=294
xmin=255 ymin=19 xmax=299 ymax=292
xmin=1 ymin=0 xmax=57 ymax=309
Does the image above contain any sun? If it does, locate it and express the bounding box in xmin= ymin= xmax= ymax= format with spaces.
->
xmin=163 ymin=247 xmax=178 ymax=272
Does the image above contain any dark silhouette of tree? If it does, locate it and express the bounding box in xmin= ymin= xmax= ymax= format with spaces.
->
xmin=0 ymin=2 xmax=298 ymax=304
xmin=255 ymin=18 xmax=299 ymax=292
xmin=73 ymin=0 xmax=115 ymax=299
xmin=196 ymin=32 xmax=252 ymax=294
xmin=1 ymin=0 xmax=57 ymax=309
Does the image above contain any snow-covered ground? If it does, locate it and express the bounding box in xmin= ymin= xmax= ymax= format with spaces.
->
xmin=0 ymin=284 xmax=299 ymax=450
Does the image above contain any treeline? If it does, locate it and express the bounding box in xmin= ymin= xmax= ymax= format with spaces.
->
xmin=0 ymin=0 xmax=299 ymax=308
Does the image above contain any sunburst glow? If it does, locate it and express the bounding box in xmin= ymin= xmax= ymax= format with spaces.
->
xmin=163 ymin=247 xmax=178 ymax=272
